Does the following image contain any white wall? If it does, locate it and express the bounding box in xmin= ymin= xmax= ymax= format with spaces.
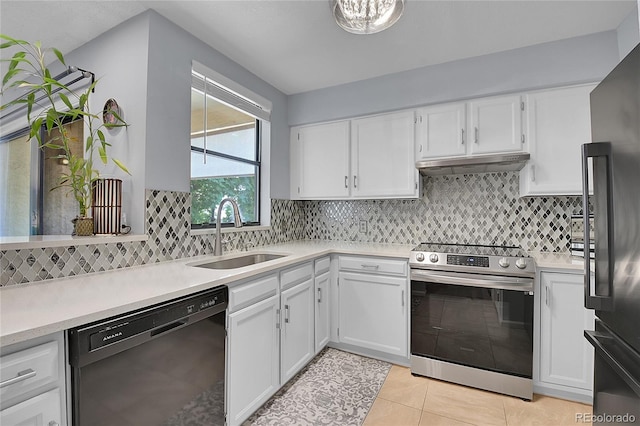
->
xmin=61 ymin=10 xmax=290 ymax=231
xmin=63 ymin=13 xmax=151 ymax=234
xmin=288 ymin=31 xmax=620 ymax=126
xmin=617 ymin=3 xmax=640 ymax=60
xmin=144 ymin=11 xmax=289 ymax=199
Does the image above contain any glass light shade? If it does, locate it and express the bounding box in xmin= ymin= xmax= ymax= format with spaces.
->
xmin=331 ymin=0 xmax=405 ymax=34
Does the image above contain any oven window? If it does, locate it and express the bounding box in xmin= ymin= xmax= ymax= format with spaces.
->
xmin=411 ymin=282 xmax=533 ymax=378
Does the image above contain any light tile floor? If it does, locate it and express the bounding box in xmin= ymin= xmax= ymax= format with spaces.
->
xmin=363 ymin=365 xmax=593 ymax=426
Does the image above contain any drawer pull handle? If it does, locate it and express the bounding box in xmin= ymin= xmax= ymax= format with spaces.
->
xmin=0 ymin=368 xmax=36 ymax=388
xmin=361 ymin=264 xmax=380 ymax=270
xmin=318 ymin=288 xmax=322 ymax=303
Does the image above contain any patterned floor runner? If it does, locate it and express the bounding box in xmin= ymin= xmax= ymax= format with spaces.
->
xmin=245 ymin=348 xmax=391 ymax=426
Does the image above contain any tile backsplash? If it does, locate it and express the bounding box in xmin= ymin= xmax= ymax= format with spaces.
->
xmin=0 ymin=192 xmax=304 ymax=286
xmin=303 ymin=172 xmax=581 ymax=252
xmin=1 ymin=171 xmax=582 ymax=287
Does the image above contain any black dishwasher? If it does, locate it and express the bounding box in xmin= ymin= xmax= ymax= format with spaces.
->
xmin=68 ymin=286 xmax=227 ymax=426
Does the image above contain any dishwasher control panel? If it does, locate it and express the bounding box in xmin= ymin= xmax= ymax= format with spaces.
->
xmin=69 ymin=286 xmax=228 ymax=361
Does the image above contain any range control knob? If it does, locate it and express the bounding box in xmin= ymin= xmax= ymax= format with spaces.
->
xmin=415 ymin=253 xmax=425 ymax=262
xmin=515 ymin=258 xmax=528 ymax=270
xmin=498 ymin=257 xmax=510 ymax=268
xmin=429 ymin=253 xmax=439 ymax=263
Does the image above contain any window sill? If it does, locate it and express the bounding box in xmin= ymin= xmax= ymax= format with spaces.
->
xmin=190 ymin=225 xmax=271 ymax=236
xmin=0 ymin=234 xmax=149 ymax=251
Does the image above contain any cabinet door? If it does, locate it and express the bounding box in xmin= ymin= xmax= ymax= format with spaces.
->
xmin=338 ymin=271 xmax=407 ymax=357
xmin=415 ymin=103 xmax=466 ymax=160
xmin=315 ymin=271 xmax=330 ymax=354
xmin=227 ymin=294 xmax=280 ymax=426
xmin=291 ymin=121 xmax=350 ymax=199
xmin=0 ymin=388 xmax=61 ymax=426
xmin=469 ymin=94 xmax=523 ymax=155
xmin=281 ymin=279 xmax=315 ymax=384
xmin=351 ymin=111 xmax=418 ymax=198
xmin=520 ymin=84 xmax=595 ymax=196
xmin=540 ymin=272 xmax=595 ymax=390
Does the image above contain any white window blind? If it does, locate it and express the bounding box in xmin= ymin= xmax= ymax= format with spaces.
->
xmin=191 ymin=61 xmax=271 ymax=122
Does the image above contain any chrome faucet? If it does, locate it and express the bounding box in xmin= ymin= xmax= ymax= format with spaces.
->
xmin=214 ymin=198 xmax=243 ymax=256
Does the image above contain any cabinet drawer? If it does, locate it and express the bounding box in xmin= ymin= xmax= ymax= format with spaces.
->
xmin=338 ymin=256 xmax=407 ymax=276
xmin=314 ymin=257 xmax=331 ymax=275
xmin=281 ymin=262 xmax=313 ymax=291
xmin=0 ymin=341 xmax=59 ymax=403
xmin=0 ymin=387 xmax=62 ymax=425
xmin=229 ymin=274 xmax=279 ymax=313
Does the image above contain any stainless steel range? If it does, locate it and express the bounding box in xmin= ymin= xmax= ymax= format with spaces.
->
xmin=409 ymin=243 xmax=535 ymax=400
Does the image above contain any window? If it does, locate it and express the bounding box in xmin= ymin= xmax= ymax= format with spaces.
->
xmin=190 ymin=65 xmax=270 ymax=229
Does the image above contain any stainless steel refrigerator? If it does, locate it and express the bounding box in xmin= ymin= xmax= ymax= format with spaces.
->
xmin=582 ymin=42 xmax=640 ymax=423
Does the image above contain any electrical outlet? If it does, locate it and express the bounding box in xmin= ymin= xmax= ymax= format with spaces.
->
xmin=359 ymin=220 xmax=368 ymax=233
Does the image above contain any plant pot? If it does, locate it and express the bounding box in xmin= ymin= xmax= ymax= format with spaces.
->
xmin=73 ymin=217 xmax=94 ymax=236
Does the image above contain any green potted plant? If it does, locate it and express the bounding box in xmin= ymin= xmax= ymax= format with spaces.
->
xmin=0 ymin=34 xmax=129 ymax=235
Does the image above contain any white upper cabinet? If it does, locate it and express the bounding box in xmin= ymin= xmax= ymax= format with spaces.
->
xmin=468 ymin=94 xmax=524 ymax=155
xmin=351 ymin=110 xmax=418 ymax=198
xmin=415 ymin=102 xmax=467 ymax=160
xmin=415 ymin=94 xmax=525 ymax=163
xmin=520 ymin=84 xmax=596 ymax=197
xmin=290 ymin=110 xmax=419 ymax=200
xmin=290 ymin=121 xmax=350 ymax=199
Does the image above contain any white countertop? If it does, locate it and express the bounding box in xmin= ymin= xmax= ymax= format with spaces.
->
xmin=529 ymin=251 xmax=587 ymax=271
xmin=1 ymin=241 xmax=588 ymax=347
xmin=0 ymin=240 xmax=413 ymax=347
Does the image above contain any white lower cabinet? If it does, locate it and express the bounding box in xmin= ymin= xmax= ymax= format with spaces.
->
xmin=338 ymin=265 xmax=408 ymax=358
xmin=537 ymin=270 xmax=595 ymax=401
xmin=281 ymin=279 xmax=315 ymax=384
xmin=227 ymin=263 xmax=316 ymax=426
xmin=0 ymin=333 xmax=66 ymax=426
xmin=227 ymin=293 xmax=280 ymax=426
xmin=0 ymin=388 xmax=61 ymax=426
xmin=314 ymin=270 xmax=331 ymax=354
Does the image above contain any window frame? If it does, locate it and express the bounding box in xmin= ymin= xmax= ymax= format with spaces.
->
xmin=190 ymin=118 xmax=262 ymax=229
xmin=190 ymin=64 xmax=268 ymax=230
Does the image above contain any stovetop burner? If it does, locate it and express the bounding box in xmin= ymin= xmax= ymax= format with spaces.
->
xmin=412 ymin=242 xmax=529 ymax=258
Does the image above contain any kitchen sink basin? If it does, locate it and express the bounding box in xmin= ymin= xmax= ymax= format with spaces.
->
xmin=193 ymin=253 xmax=287 ymax=270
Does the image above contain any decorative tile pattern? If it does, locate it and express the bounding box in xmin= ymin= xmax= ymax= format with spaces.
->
xmin=303 ymin=172 xmax=584 ymax=253
xmin=246 ymin=348 xmax=390 ymax=425
xmin=0 ymin=193 xmax=305 ymax=286
xmin=1 ymin=172 xmax=587 ymax=287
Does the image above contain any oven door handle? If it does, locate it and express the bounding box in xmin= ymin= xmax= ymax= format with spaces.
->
xmin=410 ymin=269 xmax=533 ymax=292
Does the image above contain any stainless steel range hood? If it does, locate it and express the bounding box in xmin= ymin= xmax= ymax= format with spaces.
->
xmin=416 ymin=152 xmax=530 ymax=176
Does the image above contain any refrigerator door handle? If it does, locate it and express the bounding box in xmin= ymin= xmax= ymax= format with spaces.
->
xmin=584 ymin=329 xmax=640 ymax=398
xmin=582 ymin=142 xmax=614 ymax=311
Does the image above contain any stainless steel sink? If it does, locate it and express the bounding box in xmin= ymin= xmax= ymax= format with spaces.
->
xmin=193 ymin=253 xmax=287 ymax=270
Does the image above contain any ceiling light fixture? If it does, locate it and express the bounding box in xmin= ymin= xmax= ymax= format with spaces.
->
xmin=331 ymin=0 xmax=405 ymax=34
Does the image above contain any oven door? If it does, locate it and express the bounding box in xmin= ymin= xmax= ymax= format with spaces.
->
xmin=410 ymin=269 xmax=534 ymax=379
